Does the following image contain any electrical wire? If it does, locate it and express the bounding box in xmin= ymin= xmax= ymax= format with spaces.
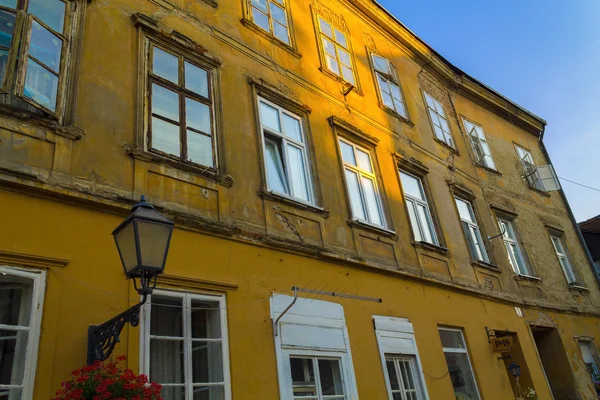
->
xmin=559 ymin=177 xmax=600 ymax=193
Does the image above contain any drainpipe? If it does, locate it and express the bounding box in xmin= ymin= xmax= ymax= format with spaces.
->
xmin=538 ymin=127 xmax=600 ymax=288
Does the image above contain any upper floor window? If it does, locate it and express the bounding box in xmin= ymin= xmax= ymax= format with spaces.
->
xmin=0 ymin=0 xmax=75 ymax=118
xmin=550 ymin=234 xmax=577 ymax=284
xmin=258 ymin=97 xmax=313 ymax=204
xmin=424 ymin=92 xmax=454 ymax=148
xmin=141 ymin=290 xmax=231 ymax=400
xmin=339 ymin=138 xmax=385 ymax=227
xmin=400 ymin=171 xmax=438 ymax=245
xmin=515 ymin=145 xmax=544 ymax=191
xmin=249 ymin=0 xmax=290 ymax=45
xmin=462 ymin=119 xmax=496 ymax=170
xmin=498 ymin=218 xmax=529 ymax=276
xmin=439 ymin=328 xmax=480 ymax=400
xmin=147 ymin=44 xmax=216 ymax=168
xmin=317 ymin=17 xmax=355 ymax=85
xmin=455 ymin=197 xmax=489 ymax=263
xmin=371 ymin=54 xmax=407 ymax=119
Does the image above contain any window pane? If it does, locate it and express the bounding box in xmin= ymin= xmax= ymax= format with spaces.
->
xmin=24 ymin=58 xmax=58 ymax=111
xmin=251 ymin=0 xmax=268 ymax=13
xmin=251 ymin=8 xmax=270 ymax=31
xmin=29 ymin=21 xmax=62 ymax=73
xmin=326 ymin=55 xmax=340 ymax=75
xmin=191 ymin=300 xmax=221 ymax=339
xmin=439 ymin=329 xmax=465 ymax=349
xmin=318 ymin=359 xmax=344 ymax=396
xmin=339 ymin=141 xmax=356 ymax=165
xmin=443 ymin=352 xmax=480 ymax=400
xmin=265 ymin=140 xmax=288 ymax=194
xmin=186 ymin=98 xmax=211 ymax=134
xmin=551 ymin=236 xmax=564 ymax=254
xmin=361 ymin=176 xmax=382 ymax=226
xmin=161 ymin=386 xmax=186 ymax=400
xmin=0 ymin=330 xmax=28 ymax=386
xmin=381 ymin=91 xmax=394 ymax=109
xmin=319 ymin=18 xmax=333 ymax=38
xmin=355 ymin=149 xmax=372 ymax=173
xmin=342 ymin=65 xmax=354 ymax=85
xmin=185 ymin=62 xmax=209 ymax=98
xmin=28 ymin=0 xmax=65 ymax=33
xmin=274 ymin=22 xmax=290 ymax=44
xmin=153 ymin=47 xmax=179 ymax=84
xmin=560 ymin=258 xmax=576 ymax=283
xmin=0 ymin=11 xmax=15 ymax=49
xmin=271 ymin=3 xmax=287 ymax=25
xmin=287 ymin=145 xmax=310 ymax=202
xmin=455 ymin=198 xmax=474 ymax=223
xmin=152 ymin=117 xmax=180 ymax=156
xmin=0 ymin=50 xmax=8 ymax=88
xmin=290 ymin=358 xmax=317 ymax=397
xmin=152 ymin=84 xmax=180 ymax=122
xmin=400 ymin=172 xmax=423 ymax=200
xmin=193 ymin=386 xmax=225 ymax=400
xmin=338 ymin=49 xmax=351 ymax=67
xmin=0 ymin=275 xmax=32 ymax=327
xmin=390 ymin=84 xmax=403 ymax=103
xmin=386 ymin=360 xmax=400 ymax=390
xmin=259 ymin=102 xmax=281 ymax=132
xmin=282 ymin=113 xmax=302 ymax=142
xmin=150 ymin=339 xmax=185 ymax=384
xmin=372 ymin=55 xmax=389 ymax=74
xmin=424 ymin=93 xmax=435 ymax=109
xmin=192 ymin=341 xmax=224 ymax=383
xmin=406 ymin=201 xmax=423 ymax=242
xmin=334 ymin=29 xmax=347 ymax=48
xmin=417 ymin=204 xmax=434 ymax=244
xmin=150 ymin=296 xmax=183 ymax=337
xmin=187 ymin=131 xmax=213 ymax=167
xmin=0 ymin=0 xmax=16 ymax=9
xmin=322 ymin=38 xmax=336 ymax=57
xmin=345 ymin=169 xmax=365 ymax=220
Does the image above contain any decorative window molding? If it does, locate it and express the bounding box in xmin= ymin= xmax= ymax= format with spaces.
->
xmin=310 ymin=0 xmax=359 ymax=88
xmin=438 ymin=327 xmax=481 ymax=400
xmin=461 ymin=117 xmax=496 ymax=171
xmin=241 ymin=0 xmax=297 ymax=54
xmin=0 ymin=266 xmax=46 ymax=400
xmin=370 ymin=53 xmax=409 ymax=120
xmin=271 ymin=294 xmax=359 ymax=400
xmin=454 ymin=196 xmax=490 ymax=263
xmin=373 ymin=316 xmax=429 ymax=400
xmin=329 ymin=116 xmax=378 ymax=147
xmin=423 ymin=91 xmax=454 ymax=149
xmin=134 ymin=15 xmax=228 ymax=182
xmin=0 ymin=0 xmax=86 ymax=125
xmin=140 ymin=290 xmax=231 ymax=400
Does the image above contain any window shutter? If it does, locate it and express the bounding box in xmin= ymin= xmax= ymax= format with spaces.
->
xmin=537 ymin=164 xmax=561 ymax=191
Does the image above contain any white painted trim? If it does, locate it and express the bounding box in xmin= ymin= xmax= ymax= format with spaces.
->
xmin=438 ymin=327 xmax=481 ymax=400
xmin=140 ymin=289 xmax=231 ymax=400
xmin=0 ymin=266 xmax=46 ymax=400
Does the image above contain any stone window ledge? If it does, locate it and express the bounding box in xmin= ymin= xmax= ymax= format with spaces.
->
xmin=240 ymin=19 xmax=302 ymax=58
xmin=433 ymin=137 xmax=459 ymax=155
xmin=515 ymin=274 xmax=542 ymax=284
xmin=258 ymin=190 xmax=329 ymax=218
xmin=348 ymin=219 xmax=397 ymax=239
xmin=568 ymin=284 xmax=589 ymax=293
xmin=412 ymin=241 xmax=449 ymax=257
xmin=471 ymin=260 xmax=501 ymax=273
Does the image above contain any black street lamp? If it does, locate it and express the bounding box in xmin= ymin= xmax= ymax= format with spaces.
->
xmin=508 ymin=363 xmax=521 ymax=378
xmin=87 ymin=196 xmax=174 ymax=364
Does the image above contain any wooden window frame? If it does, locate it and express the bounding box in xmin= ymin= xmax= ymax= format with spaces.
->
xmin=0 ymin=0 xmax=84 ymax=125
xmin=369 ymin=53 xmax=409 ymax=121
xmin=423 ymin=91 xmax=454 ymax=149
xmin=140 ymin=289 xmax=232 ymax=400
xmin=0 ymin=266 xmax=46 ymax=400
xmin=461 ymin=117 xmax=497 ymax=171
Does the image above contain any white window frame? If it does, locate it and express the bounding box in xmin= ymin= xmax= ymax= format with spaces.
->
xmin=0 ymin=266 xmax=46 ymax=400
xmin=550 ymin=234 xmax=577 ymax=284
xmin=399 ymin=171 xmax=438 ymax=246
xmin=258 ymin=97 xmax=315 ymax=205
xmin=371 ymin=54 xmax=408 ymax=119
xmin=248 ymin=0 xmax=291 ymax=45
xmin=515 ymin=145 xmax=544 ymax=191
xmin=438 ymin=327 xmax=480 ymax=400
xmin=140 ymin=289 xmax=231 ymax=400
xmin=462 ymin=118 xmax=496 ymax=170
xmin=497 ymin=218 xmax=529 ymax=276
xmin=317 ymin=17 xmax=356 ymax=85
xmin=339 ymin=138 xmax=386 ymax=228
xmin=578 ymin=340 xmax=600 ymax=391
xmin=373 ymin=316 xmax=429 ymax=400
xmin=423 ymin=92 xmax=454 ymax=148
xmin=454 ymin=197 xmax=489 ymax=263
xmin=271 ymin=294 xmax=359 ymax=400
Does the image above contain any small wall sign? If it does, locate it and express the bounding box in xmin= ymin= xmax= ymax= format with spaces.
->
xmin=491 ymin=335 xmax=514 ymax=353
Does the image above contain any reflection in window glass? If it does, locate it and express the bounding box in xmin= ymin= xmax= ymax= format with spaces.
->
xmin=318 ymin=17 xmax=355 ymax=84
xmin=289 ymin=357 xmax=345 ymax=399
xmin=385 ymin=356 xmax=424 ymax=400
xmin=28 ymin=0 xmax=65 ymax=33
xmin=250 ymin=0 xmax=290 ymax=44
xmin=439 ymin=328 xmax=480 ymax=400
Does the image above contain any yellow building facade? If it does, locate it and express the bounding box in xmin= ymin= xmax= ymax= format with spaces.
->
xmin=0 ymin=0 xmax=599 ymax=399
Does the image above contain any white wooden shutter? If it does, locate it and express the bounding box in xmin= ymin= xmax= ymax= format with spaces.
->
xmin=373 ymin=315 xmax=430 ymax=400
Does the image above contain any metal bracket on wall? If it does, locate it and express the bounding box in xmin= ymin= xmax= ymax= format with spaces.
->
xmin=273 ymin=286 xmax=298 ymax=337
xmin=485 ymin=326 xmax=511 ymax=343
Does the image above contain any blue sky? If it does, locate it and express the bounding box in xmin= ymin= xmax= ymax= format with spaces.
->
xmin=378 ymin=0 xmax=600 ymax=222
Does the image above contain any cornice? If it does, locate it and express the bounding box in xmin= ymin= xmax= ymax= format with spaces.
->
xmin=0 ymin=250 xmax=69 ymax=269
xmin=158 ymin=274 xmax=238 ymax=292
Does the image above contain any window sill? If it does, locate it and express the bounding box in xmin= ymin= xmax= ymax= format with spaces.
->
xmin=412 ymin=241 xmax=449 ymax=257
xmin=0 ymin=104 xmax=84 ymax=140
xmin=476 ymin=163 xmax=502 ymax=176
xmin=318 ymin=67 xmax=363 ymax=96
xmin=348 ymin=219 xmax=397 ymax=239
xmin=433 ymin=137 xmax=458 ymax=154
xmin=258 ymin=190 xmax=330 ymax=218
xmin=471 ymin=260 xmax=501 ymax=273
xmin=515 ymin=274 xmax=542 ymax=283
xmin=568 ymin=284 xmax=589 ymax=293
xmin=200 ymin=0 xmax=217 ymax=7
xmin=379 ymin=103 xmax=413 ymax=126
xmin=240 ymin=19 xmax=302 ymax=58
xmin=126 ymin=146 xmax=233 ymax=188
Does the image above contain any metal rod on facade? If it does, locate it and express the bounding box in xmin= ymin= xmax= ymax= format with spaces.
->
xmin=295 ymin=287 xmax=382 ymax=303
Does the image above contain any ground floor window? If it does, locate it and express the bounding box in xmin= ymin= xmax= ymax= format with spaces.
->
xmin=289 ymin=356 xmax=345 ymax=399
xmin=141 ymin=290 xmax=231 ymax=400
xmin=579 ymin=341 xmax=600 ymax=397
xmin=385 ymin=356 xmax=423 ymax=400
xmin=439 ymin=327 xmax=480 ymax=400
xmin=0 ymin=267 xmax=45 ymax=400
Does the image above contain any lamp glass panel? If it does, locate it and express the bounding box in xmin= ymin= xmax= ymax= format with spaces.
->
xmin=114 ymin=221 xmax=138 ymax=274
xmin=136 ymin=220 xmax=171 ymax=270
